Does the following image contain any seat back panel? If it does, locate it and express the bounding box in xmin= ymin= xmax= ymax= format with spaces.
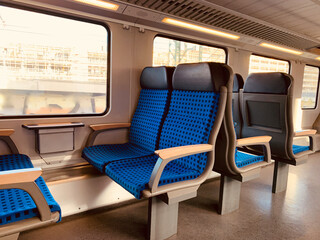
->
xmin=129 ymin=89 xmax=170 ymax=152
xmin=232 ymin=74 xmax=244 ymax=138
xmin=159 ymin=90 xmax=220 ymax=172
xmin=241 ymin=72 xmax=295 ymax=160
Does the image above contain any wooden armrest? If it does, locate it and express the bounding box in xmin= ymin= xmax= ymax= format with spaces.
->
xmin=149 ymin=144 xmax=213 ymax=194
xmin=90 ymin=123 xmax=131 ymax=131
xmin=0 ymin=129 xmax=15 ymax=136
xmin=236 ymin=136 xmax=272 ymax=147
xmin=294 ymin=129 xmax=317 ymax=137
xmin=0 ymin=168 xmax=42 ymax=185
xmin=0 ymin=168 xmax=52 ymax=222
xmin=86 ymin=123 xmax=131 ymax=146
xmin=155 ymin=144 xmax=213 ymax=161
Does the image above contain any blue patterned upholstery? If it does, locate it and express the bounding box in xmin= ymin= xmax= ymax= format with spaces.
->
xmin=0 ymin=177 xmax=61 ymax=225
xmin=0 ymin=154 xmax=61 ymax=225
xmin=158 ymin=91 xmax=219 ymax=172
xmin=82 ymin=89 xmax=170 ymax=171
xmin=129 ymin=89 xmax=170 ymax=151
xmin=0 ymin=154 xmax=33 ymax=171
xmin=106 ymin=155 xmax=200 ymax=199
xmin=106 ymin=90 xmax=220 ymax=199
xmin=292 ymin=145 xmax=310 ymax=154
xmin=82 ymin=143 xmax=153 ymax=173
xmin=235 ymin=150 xmax=264 ymax=168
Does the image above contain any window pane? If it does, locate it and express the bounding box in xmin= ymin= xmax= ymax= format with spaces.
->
xmin=249 ymin=55 xmax=289 ymax=74
xmin=301 ymin=66 xmax=319 ymax=109
xmin=153 ymin=36 xmax=226 ymax=66
xmin=0 ymin=5 xmax=108 ymax=116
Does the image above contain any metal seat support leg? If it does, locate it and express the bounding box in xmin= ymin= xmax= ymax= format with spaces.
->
xmin=272 ymin=161 xmax=289 ymax=193
xmin=218 ymin=175 xmax=242 ymax=215
xmin=148 ymin=196 xmax=179 ymax=240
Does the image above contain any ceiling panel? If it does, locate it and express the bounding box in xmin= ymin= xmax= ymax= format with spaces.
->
xmin=206 ymin=0 xmax=320 ymax=41
xmin=118 ymin=0 xmax=320 ymax=49
xmin=219 ymin=0 xmax=261 ymax=10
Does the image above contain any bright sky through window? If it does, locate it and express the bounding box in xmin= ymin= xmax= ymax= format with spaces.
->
xmin=153 ymin=36 xmax=226 ymax=66
xmin=0 ymin=5 xmax=108 ymax=116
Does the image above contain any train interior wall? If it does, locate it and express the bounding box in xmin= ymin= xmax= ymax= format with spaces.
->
xmin=0 ymin=0 xmax=320 ymax=218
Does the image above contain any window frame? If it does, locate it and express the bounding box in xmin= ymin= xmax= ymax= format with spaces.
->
xmin=249 ymin=54 xmax=291 ymax=74
xmin=0 ymin=2 xmax=111 ymax=119
xmin=153 ymin=34 xmax=228 ymax=65
xmin=301 ymin=64 xmax=320 ymax=110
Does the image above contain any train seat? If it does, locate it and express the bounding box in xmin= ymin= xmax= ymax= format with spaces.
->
xmin=106 ymin=85 xmax=221 ymax=199
xmin=105 ymin=62 xmax=232 ymax=239
xmin=232 ymin=74 xmax=266 ymax=169
xmin=213 ymin=72 xmax=272 ymax=215
xmin=240 ymin=72 xmax=316 ymax=193
xmin=0 ymin=133 xmax=61 ymax=240
xmin=232 ymin=73 xmax=244 ymax=138
xmin=82 ymin=67 xmax=174 ymax=172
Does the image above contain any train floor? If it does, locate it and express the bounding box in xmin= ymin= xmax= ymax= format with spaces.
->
xmin=21 ymin=152 xmax=320 ymax=240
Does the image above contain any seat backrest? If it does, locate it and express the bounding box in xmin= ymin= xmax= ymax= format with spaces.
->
xmin=129 ymin=67 xmax=174 ymax=152
xmin=241 ymin=72 xmax=295 ymax=160
xmin=158 ymin=62 xmax=232 ymax=173
xmin=232 ymin=73 xmax=244 ymax=138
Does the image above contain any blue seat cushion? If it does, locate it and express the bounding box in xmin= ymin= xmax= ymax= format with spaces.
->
xmin=235 ymin=151 xmax=264 ymax=168
xmin=105 ymin=154 xmax=201 ymax=199
xmin=82 ymin=143 xmax=153 ymax=172
xmin=82 ymin=89 xmax=170 ymax=171
xmin=292 ymin=145 xmax=310 ymax=154
xmin=105 ymin=90 xmax=219 ymax=199
xmin=0 ymin=154 xmax=61 ymax=225
xmin=0 ymin=154 xmax=33 ymax=171
xmin=0 ymin=177 xmax=61 ymax=225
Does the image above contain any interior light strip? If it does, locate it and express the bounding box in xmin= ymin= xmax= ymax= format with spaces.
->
xmin=259 ymin=43 xmax=302 ymax=55
xmin=74 ymin=0 xmax=119 ymax=11
xmin=162 ymin=18 xmax=240 ymax=40
xmin=316 ymin=57 xmax=320 ymax=61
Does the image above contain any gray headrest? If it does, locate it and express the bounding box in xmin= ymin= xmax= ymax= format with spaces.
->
xmin=172 ymin=62 xmax=231 ymax=92
xmin=233 ymin=74 xmax=244 ymax=92
xmin=140 ymin=67 xmax=175 ymax=90
xmin=244 ymin=72 xmax=292 ymax=94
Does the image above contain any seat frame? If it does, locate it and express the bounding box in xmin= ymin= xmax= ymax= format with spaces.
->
xmin=86 ymin=63 xmax=233 ymax=239
xmin=214 ymin=80 xmax=272 ymax=215
xmin=240 ymin=73 xmax=316 ymax=194
xmin=143 ymin=84 xmax=228 ymax=240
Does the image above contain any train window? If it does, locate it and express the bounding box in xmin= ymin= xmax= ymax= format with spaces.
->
xmin=249 ymin=55 xmax=289 ymax=74
xmin=301 ymin=65 xmax=320 ymax=109
xmin=0 ymin=5 xmax=109 ymax=117
xmin=153 ymin=36 xmax=226 ymax=66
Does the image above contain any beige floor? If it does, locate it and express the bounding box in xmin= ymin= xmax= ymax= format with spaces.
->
xmin=21 ymin=152 xmax=320 ymax=240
